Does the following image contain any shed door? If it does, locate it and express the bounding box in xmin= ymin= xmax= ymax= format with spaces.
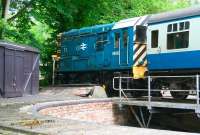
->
xmin=24 ymin=51 xmax=32 ymax=94
xmin=24 ymin=52 xmax=39 ymax=95
xmin=31 ymin=53 xmax=39 ymax=94
xmin=4 ymin=49 xmax=23 ymax=97
xmin=15 ymin=51 xmax=24 ymax=94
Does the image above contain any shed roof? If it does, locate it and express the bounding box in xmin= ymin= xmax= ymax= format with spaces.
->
xmin=0 ymin=41 xmax=39 ymax=53
xmin=148 ymin=7 xmax=200 ymax=24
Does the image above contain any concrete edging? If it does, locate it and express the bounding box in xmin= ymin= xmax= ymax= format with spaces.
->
xmin=32 ymin=98 xmax=113 ymax=116
xmin=0 ymin=124 xmax=46 ymax=135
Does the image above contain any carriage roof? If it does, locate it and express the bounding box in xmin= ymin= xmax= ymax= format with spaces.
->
xmin=148 ymin=7 xmax=200 ymax=24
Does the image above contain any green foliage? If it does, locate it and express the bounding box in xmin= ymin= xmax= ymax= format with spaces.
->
xmin=84 ymin=0 xmax=190 ymax=24
xmin=0 ymin=0 xmax=192 ymax=85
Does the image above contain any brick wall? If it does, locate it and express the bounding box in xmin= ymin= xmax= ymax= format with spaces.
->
xmin=39 ymin=102 xmax=134 ymax=125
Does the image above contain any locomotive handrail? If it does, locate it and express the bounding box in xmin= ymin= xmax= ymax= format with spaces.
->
xmin=96 ymin=40 xmax=109 ymax=43
xmin=113 ymin=75 xmax=196 ymax=79
xmin=113 ymin=75 xmax=197 ymax=91
xmin=149 ymin=75 xmax=196 ymax=78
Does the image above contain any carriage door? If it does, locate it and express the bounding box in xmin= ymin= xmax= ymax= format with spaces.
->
xmin=119 ymin=29 xmax=129 ymax=65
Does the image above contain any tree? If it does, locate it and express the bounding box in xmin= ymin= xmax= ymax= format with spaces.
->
xmin=1 ymin=0 xmax=10 ymax=19
xmin=0 ymin=0 xmax=191 ymax=85
xmin=0 ymin=0 xmax=10 ymax=38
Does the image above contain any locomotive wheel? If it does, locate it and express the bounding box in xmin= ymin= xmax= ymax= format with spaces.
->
xmin=151 ymin=91 xmax=162 ymax=97
xmin=151 ymin=85 xmax=162 ymax=97
xmin=151 ymin=80 xmax=162 ymax=97
xmin=105 ymin=82 xmax=119 ymax=97
xmin=130 ymin=91 xmax=141 ymax=98
xmin=169 ymin=83 xmax=189 ymax=99
xmin=170 ymin=91 xmax=188 ymax=99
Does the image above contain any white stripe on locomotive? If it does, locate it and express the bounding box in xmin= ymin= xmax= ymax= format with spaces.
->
xmin=133 ymin=45 xmax=146 ymax=60
xmin=134 ymin=50 xmax=146 ymax=66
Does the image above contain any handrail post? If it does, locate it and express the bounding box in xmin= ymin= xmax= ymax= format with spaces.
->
xmin=148 ymin=76 xmax=151 ymax=110
xmin=196 ymin=74 xmax=199 ymax=107
xmin=196 ymin=74 xmax=200 ymax=117
xmin=119 ymin=76 xmax=122 ymax=101
xmin=113 ymin=77 xmax=115 ymax=90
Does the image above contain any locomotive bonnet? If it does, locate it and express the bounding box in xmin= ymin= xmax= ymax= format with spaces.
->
xmin=59 ymin=15 xmax=149 ymax=79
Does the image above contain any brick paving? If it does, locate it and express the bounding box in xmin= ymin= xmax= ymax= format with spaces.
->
xmin=0 ymin=86 xmax=199 ymax=135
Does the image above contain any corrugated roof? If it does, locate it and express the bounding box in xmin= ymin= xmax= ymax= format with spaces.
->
xmin=0 ymin=41 xmax=39 ymax=53
xmin=148 ymin=7 xmax=200 ymax=24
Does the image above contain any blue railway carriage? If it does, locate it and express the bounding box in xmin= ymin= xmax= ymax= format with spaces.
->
xmin=59 ymin=16 xmax=148 ymax=95
xmin=147 ymin=7 xmax=200 ymax=99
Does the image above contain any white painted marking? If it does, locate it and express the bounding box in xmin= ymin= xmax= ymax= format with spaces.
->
xmin=133 ymin=45 xmax=146 ymax=59
xmin=112 ymin=51 xmax=119 ymax=55
xmin=134 ymin=51 xmax=146 ymax=66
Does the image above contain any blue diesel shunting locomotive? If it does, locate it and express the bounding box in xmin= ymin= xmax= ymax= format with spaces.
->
xmin=59 ymin=7 xmax=200 ymax=98
xmin=60 ymin=16 xmax=148 ymax=73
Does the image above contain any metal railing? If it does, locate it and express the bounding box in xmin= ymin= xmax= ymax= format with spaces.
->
xmin=113 ymin=75 xmax=200 ymax=112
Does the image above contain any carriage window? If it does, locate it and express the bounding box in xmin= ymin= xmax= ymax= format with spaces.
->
xmin=151 ymin=30 xmax=159 ymax=48
xmin=179 ymin=22 xmax=184 ymax=31
xmin=179 ymin=21 xmax=190 ymax=31
xmin=123 ymin=30 xmax=128 ymax=47
xmin=168 ymin=24 xmax=172 ymax=32
xmin=173 ymin=23 xmax=177 ymax=31
xmin=185 ymin=21 xmax=190 ymax=29
xmin=167 ymin=32 xmax=189 ymax=49
xmin=135 ymin=26 xmax=147 ymax=43
xmin=115 ymin=33 xmax=120 ymax=48
xmin=167 ymin=21 xmax=190 ymax=50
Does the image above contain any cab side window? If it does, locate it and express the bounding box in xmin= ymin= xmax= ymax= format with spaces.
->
xmin=115 ymin=33 xmax=120 ymax=48
xmin=123 ymin=30 xmax=128 ymax=47
xmin=135 ymin=26 xmax=147 ymax=43
xmin=151 ymin=30 xmax=159 ymax=48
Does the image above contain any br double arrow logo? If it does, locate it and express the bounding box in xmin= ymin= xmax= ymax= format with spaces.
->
xmin=80 ymin=43 xmax=87 ymax=51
